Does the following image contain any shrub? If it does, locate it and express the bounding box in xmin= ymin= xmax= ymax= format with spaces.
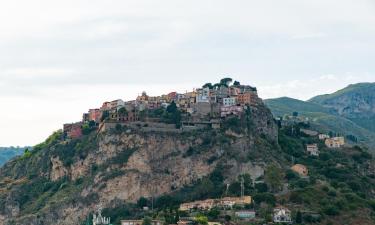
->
xmin=253 ymin=193 xmax=276 ymax=205
xmin=323 ymin=205 xmax=339 ymax=216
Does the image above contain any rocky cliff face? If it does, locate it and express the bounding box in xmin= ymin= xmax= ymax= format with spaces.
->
xmin=0 ymin=102 xmax=278 ymax=225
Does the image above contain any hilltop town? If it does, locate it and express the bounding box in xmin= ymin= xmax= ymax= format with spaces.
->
xmin=63 ymin=78 xmax=260 ymax=139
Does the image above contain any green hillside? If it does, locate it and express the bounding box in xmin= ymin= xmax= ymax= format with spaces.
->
xmin=264 ymin=97 xmax=331 ymax=117
xmin=264 ymin=97 xmax=375 ymax=149
xmin=309 ymin=83 xmax=375 ymax=104
xmin=309 ymin=83 xmax=375 ymax=134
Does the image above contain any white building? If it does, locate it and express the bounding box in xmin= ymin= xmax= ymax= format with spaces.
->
xmin=223 ymin=97 xmax=237 ymax=106
xmin=273 ymin=207 xmax=292 ymax=223
xmin=110 ymin=99 xmax=125 ymax=110
xmin=319 ymin=134 xmax=330 ymax=140
xmin=92 ymin=208 xmax=111 ymax=225
xmin=196 ymin=88 xmax=210 ymax=103
xmin=235 ymin=210 xmax=256 ymax=219
xmin=306 ymin=144 xmax=319 ymax=156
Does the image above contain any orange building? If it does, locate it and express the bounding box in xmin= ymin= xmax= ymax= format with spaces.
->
xmin=291 ymin=164 xmax=308 ymax=177
xmin=237 ymin=92 xmax=258 ymax=105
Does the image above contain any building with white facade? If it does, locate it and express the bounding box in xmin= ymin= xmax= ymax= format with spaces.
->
xmin=273 ymin=207 xmax=292 ymax=223
xmin=223 ymin=97 xmax=237 ymax=106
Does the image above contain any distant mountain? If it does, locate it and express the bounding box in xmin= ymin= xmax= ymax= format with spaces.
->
xmin=309 ymin=82 xmax=375 ymax=132
xmin=0 ymin=147 xmax=27 ymax=166
xmin=265 ymin=92 xmax=375 ymax=149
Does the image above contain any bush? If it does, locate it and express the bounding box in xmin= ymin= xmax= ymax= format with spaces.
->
xmin=253 ymin=193 xmax=276 ymax=205
xmin=255 ymin=183 xmax=268 ymax=193
xmin=323 ymin=205 xmax=339 ymax=216
xmin=368 ymin=200 xmax=375 ymax=211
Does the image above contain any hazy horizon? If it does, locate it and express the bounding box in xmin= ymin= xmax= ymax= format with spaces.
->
xmin=1 ymin=0 xmax=375 ymax=146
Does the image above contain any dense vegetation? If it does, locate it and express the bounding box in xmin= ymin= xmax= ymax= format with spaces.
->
xmin=108 ymin=123 xmax=375 ymax=225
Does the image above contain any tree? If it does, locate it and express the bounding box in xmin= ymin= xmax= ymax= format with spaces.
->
xmin=142 ymin=217 xmax=152 ymax=225
xmin=195 ymin=215 xmax=208 ymax=225
xmin=265 ymin=164 xmax=283 ymax=192
xmin=137 ymin=197 xmax=149 ymax=208
xmin=82 ymin=124 xmax=91 ymax=135
xmin=255 ymin=183 xmax=268 ymax=193
xmin=167 ymin=101 xmax=178 ymax=113
xmin=118 ymin=107 xmax=128 ymax=117
xmin=220 ymin=77 xmax=233 ymax=87
xmin=233 ymin=81 xmax=241 ymax=86
xmin=213 ymin=83 xmax=221 ymax=90
xmin=88 ymin=120 xmax=96 ymax=128
xmin=166 ymin=101 xmax=181 ymax=128
xmin=203 ymin=83 xmax=213 ymax=89
xmin=296 ymin=210 xmax=302 ymax=223
xmin=101 ymin=110 xmax=109 ymax=122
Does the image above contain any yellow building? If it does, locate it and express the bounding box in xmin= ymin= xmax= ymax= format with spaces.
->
xmin=325 ymin=137 xmax=345 ymax=148
xmin=179 ymin=196 xmax=252 ymax=211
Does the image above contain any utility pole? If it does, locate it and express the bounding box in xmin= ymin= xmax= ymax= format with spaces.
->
xmin=151 ymin=143 xmax=154 ymax=212
xmin=240 ymin=177 xmax=244 ymax=199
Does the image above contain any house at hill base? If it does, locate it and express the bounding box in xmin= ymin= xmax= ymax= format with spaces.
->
xmin=291 ymin=164 xmax=308 ymax=177
xmin=179 ymin=196 xmax=252 ymax=211
xmin=121 ymin=220 xmax=162 ymax=225
xmin=273 ymin=206 xmax=292 ymax=223
xmin=235 ymin=210 xmax=256 ymax=219
xmin=92 ymin=208 xmax=111 ymax=225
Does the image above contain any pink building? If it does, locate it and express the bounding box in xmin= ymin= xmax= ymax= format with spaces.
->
xmin=100 ymin=101 xmax=111 ymax=111
xmin=63 ymin=122 xmax=83 ymax=139
xmin=88 ymin=109 xmax=101 ymax=122
xmin=167 ymin=92 xmax=177 ymax=102
xmin=221 ymin=106 xmax=244 ymax=117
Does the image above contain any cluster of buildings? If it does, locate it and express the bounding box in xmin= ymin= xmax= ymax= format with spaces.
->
xmin=63 ymin=82 xmax=260 ymax=139
xmin=301 ymin=128 xmax=346 ymax=153
xmin=303 ymin=132 xmax=345 ymax=158
xmin=179 ymin=196 xmax=252 ymax=211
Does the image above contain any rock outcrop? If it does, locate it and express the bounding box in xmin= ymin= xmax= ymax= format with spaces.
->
xmin=0 ymin=101 xmax=278 ymax=225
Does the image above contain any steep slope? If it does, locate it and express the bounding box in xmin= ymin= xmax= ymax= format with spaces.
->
xmin=0 ymin=102 xmax=279 ymax=225
xmin=264 ymin=97 xmax=375 ymax=149
xmin=310 ymin=83 xmax=375 ymax=132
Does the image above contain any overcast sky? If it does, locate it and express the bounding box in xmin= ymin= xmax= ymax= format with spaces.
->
xmin=1 ymin=0 xmax=375 ymax=146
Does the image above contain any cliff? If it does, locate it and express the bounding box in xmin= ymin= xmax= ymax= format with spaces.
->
xmin=0 ymin=102 xmax=278 ymax=225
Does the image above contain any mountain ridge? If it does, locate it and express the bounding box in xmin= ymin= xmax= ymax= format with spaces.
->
xmin=265 ymin=82 xmax=375 ymax=150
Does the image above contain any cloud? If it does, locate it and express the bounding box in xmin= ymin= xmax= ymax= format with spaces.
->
xmin=1 ymin=0 xmax=375 ymax=146
xmin=259 ymin=74 xmax=375 ymax=100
